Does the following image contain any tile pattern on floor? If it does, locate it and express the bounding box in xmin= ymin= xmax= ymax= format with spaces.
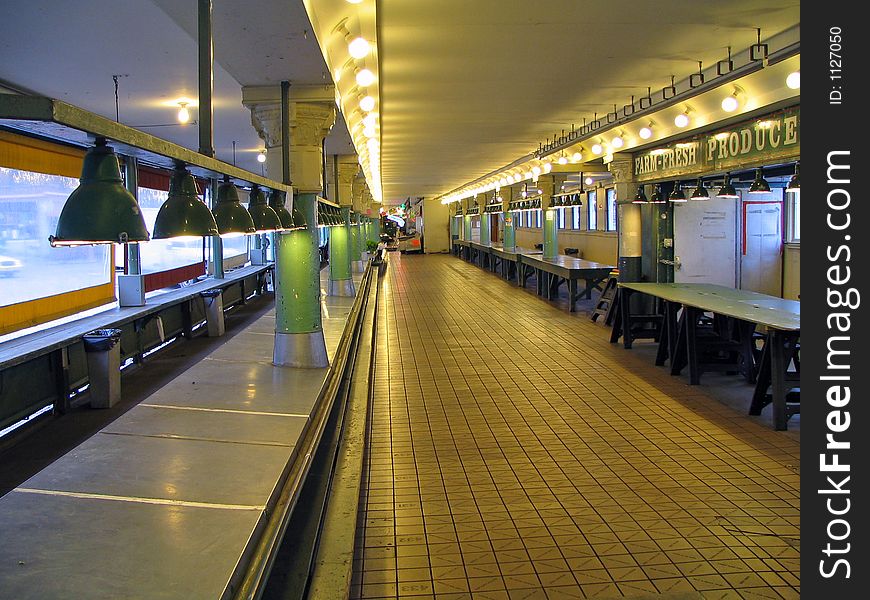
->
xmin=351 ymin=254 xmax=799 ymax=600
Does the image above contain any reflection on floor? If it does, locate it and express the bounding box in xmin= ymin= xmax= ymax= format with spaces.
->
xmin=352 ymin=253 xmax=799 ymax=599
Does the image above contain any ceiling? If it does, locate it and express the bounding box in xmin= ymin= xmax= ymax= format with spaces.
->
xmin=0 ymin=1 xmax=799 ymax=204
xmin=377 ymin=0 xmax=799 ymax=202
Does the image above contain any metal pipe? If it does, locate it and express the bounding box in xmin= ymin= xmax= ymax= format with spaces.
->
xmin=124 ymin=156 xmax=141 ymax=275
xmin=198 ymin=0 xmax=214 ymax=157
xmin=280 ymin=80 xmax=291 ymax=185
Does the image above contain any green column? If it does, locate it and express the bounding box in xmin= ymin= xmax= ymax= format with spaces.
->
xmin=503 ymin=211 xmax=516 ymax=252
xmin=368 ymin=216 xmax=380 ymax=244
xmin=480 ymin=212 xmax=491 ymax=246
xmin=350 ymin=213 xmax=365 ymax=272
xmin=449 ymin=214 xmax=457 ymax=239
xmin=463 ymin=215 xmax=472 ymax=241
xmin=543 ymin=207 xmax=558 ymax=259
xmin=328 ymin=206 xmax=356 ymax=296
xmin=273 ymin=193 xmax=328 ymax=368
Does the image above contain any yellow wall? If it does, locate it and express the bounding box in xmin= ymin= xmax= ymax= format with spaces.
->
xmin=783 ymin=243 xmax=800 ymax=300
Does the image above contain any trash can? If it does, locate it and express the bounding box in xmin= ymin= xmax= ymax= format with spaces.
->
xmin=82 ymin=328 xmax=122 ymax=409
xmin=200 ymin=289 xmax=225 ymax=337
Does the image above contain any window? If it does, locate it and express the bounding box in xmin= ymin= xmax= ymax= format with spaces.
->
xmin=787 ymin=189 xmax=800 ymax=242
xmin=605 ymin=188 xmax=617 ymax=231
xmin=572 ymin=206 xmax=582 ymax=230
xmin=535 ymin=209 xmax=542 ymax=228
xmin=0 ymin=167 xmax=111 ymax=309
xmin=587 ymin=190 xmax=598 ymax=230
xmin=557 ymin=207 xmax=566 ymax=229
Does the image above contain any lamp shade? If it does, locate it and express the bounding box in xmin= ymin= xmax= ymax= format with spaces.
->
xmin=748 ymin=168 xmax=771 ymax=194
xmin=247 ymin=185 xmax=282 ymax=233
xmin=690 ymin=179 xmax=709 ymax=199
xmin=152 ymin=165 xmax=218 ymax=239
xmin=50 ymin=138 xmax=150 ymax=246
xmin=669 ymin=182 xmax=687 ymax=203
xmin=717 ymin=174 xmax=739 ymax=198
xmin=650 ymin=184 xmax=666 ymax=204
xmin=268 ymin=189 xmax=294 ymax=229
xmin=214 ymin=178 xmax=256 ymax=237
xmin=291 ymin=203 xmax=308 ymax=229
xmin=786 ymin=163 xmax=800 ymax=192
xmin=632 ymin=186 xmax=648 ymax=204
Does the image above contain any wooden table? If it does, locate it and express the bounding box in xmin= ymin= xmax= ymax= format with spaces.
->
xmin=614 ymin=282 xmax=800 ymax=430
xmin=518 ymin=255 xmax=614 ymax=312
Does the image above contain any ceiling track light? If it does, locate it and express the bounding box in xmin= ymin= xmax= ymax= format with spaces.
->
xmin=786 ymin=162 xmax=800 ymax=192
xmin=632 ymin=185 xmax=649 ymax=204
xmin=717 ymin=173 xmax=739 ymax=198
xmin=690 ymin=178 xmax=709 ymax=200
xmin=669 ymin=181 xmax=687 ymax=203
xmin=748 ymin=167 xmax=771 ymax=194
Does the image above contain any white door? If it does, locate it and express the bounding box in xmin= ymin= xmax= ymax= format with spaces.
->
xmin=673 ymin=197 xmax=737 ymax=286
xmin=741 ymin=197 xmax=782 ymax=296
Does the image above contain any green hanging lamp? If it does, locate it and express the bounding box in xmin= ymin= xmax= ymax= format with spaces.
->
xmin=748 ymin=168 xmax=771 ymax=194
xmin=716 ymin=173 xmax=739 ymax=198
xmin=152 ymin=164 xmax=218 ymax=239
xmin=668 ymin=181 xmax=687 ymax=203
xmin=247 ymin=185 xmax=282 ymax=233
xmin=49 ymin=137 xmax=150 ymax=246
xmin=649 ymin=184 xmax=667 ymax=204
xmin=213 ymin=176 xmax=256 ymax=237
xmin=786 ymin=162 xmax=800 ymax=192
xmin=690 ymin=178 xmax=709 ymax=200
xmin=291 ymin=200 xmax=308 ymax=229
xmin=632 ymin=186 xmax=649 ymax=204
xmin=268 ymin=189 xmax=294 ymax=229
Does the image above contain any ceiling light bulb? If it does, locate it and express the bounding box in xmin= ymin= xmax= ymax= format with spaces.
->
xmin=348 ymin=37 xmax=370 ymax=59
xmin=363 ymin=126 xmax=376 ymax=138
xmin=334 ymin=67 xmax=342 ymax=82
xmin=786 ymin=71 xmax=800 ymax=89
xmin=611 ymin=136 xmax=624 ymax=149
xmin=721 ymin=94 xmax=739 ymax=112
xmin=356 ymin=68 xmax=376 ymax=87
xmin=257 ymin=150 xmax=267 ymax=163
xmin=363 ymin=113 xmax=376 ymax=127
xmin=542 ymin=161 xmax=552 ymax=173
xmin=176 ymin=102 xmax=190 ymax=124
xmin=584 ymin=177 xmax=593 ymax=186
xmin=674 ymin=112 xmax=690 ymax=128
xmin=531 ymin=165 xmax=541 ymax=176
xmin=359 ymin=95 xmax=376 ymax=112
xmin=524 ymin=171 xmax=532 ymax=180
xmin=639 ymin=126 xmax=653 ymax=139
xmin=591 ymin=143 xmax=603 ymax=155
xmin=558 ymin=155 xmax=568 ymax=165
xmin=571 ymin=152 xmax=583 ymax=162
xmin=346 ymin=0 xmax=363 ymax=4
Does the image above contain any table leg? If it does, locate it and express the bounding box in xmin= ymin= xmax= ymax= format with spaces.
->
xmin=671 ymin=308 xmax=688 ymax=376
xmin=685 ymin=306 xmax=701 ymax=384
xmin=770 ymin=329 xmax=788 ymax=431
xmin=621 ymin=287 xmax=634 ymax=349
xmin=569 ymin=279 xmax=577 ymax=312
xmin=655 ymin=301 xmax=671 ymax=366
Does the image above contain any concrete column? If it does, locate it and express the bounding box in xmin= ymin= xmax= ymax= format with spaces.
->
xmin=478 ymin=194 xmax=491 ymax=246
xmin=273 ymin=193 xmax=328 ymax=368
xmin=244 ymin=86 xmax=335 ymax=368
xmin=502 ymin=190 xmax=516 ymax=251
xmin=328 ymin=207 xmax=356 ymax=296
xmin=609 ymin=155 xmax=642 ymax=282
xmin=538 ymin=176 xmax=557 ymax=259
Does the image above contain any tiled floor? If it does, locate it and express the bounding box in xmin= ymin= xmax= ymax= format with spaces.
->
xmin=351 ymin=254 xmax=799 ymax=600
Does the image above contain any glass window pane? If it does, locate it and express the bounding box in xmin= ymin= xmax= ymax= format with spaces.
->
xmin=572 ymin=206 xmax=581 ymax=229
xmin=137 ymin=187 xmax=205 ymax=273
xmin=587 ymin=191 xmax=597 ymax=230
xmin=535 ymin=209 xmax=542 ymax=228
xmin=606 ymin=188 xmax=618 ymax=231
xmin=790 ymin=190 xmax=800 ymax=241
xmin=0 ymin=167 xmax=111 ymax=308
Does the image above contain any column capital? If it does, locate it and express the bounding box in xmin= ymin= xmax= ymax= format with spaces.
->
xmin=337 ymin=155 xmax=360 ymax=207
xmin=608 ymin=153 xmax=635 ymax=184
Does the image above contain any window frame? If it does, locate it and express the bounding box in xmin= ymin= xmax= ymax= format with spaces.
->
xmin=587 ymin=190 xmax=598 ymax=230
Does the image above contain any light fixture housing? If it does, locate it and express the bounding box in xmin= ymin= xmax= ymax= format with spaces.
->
xmin=748 ymin=168 xmax=771 ymax=194
xmin=716 ymin=173 xmax=739 ymax=198
xmin=786 ymin=163 xmax=800 ymax=192
xmin=669 ymin=182 xmax=687 ymax=203
xmin=49 ymin=138 xmax=150 ymax=246
xmin=268 ymin=189 xmax=295 ymax=229
xmin=214 ymin=177 xmax=256 ymax=237
xmin=690 ymin=178 xmax=709 ymax=199
xmin=153 ymin=165 xmax=219 ymax=239
xmin=632 ymin=186 xmax=649 ymax=204
xmin=247 ymin=185 xmax=282 ymax=233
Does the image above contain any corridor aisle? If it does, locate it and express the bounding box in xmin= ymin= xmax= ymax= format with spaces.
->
xmin=352 ymin=254 xmax=799 ymax=600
